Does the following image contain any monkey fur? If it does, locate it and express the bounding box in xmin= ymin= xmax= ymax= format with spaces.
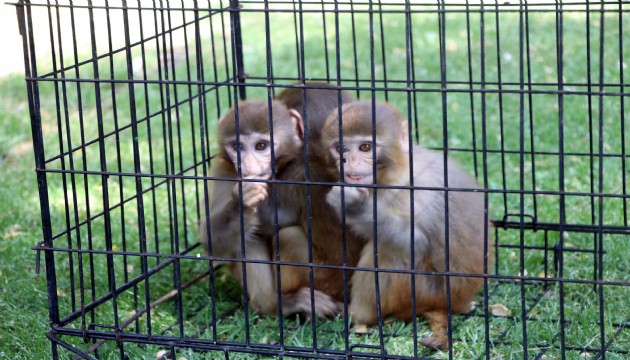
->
xmin=322 ymin=101 xmax=492 ymax=349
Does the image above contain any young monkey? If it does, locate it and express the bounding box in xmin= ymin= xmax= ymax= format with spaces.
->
xmin=321 ymin=101 xmax=491 ymax=350
xmin=272 ymin=83 xmax=364 ymax=303
xmin=199 ymin=100 xmax=339 ymax=318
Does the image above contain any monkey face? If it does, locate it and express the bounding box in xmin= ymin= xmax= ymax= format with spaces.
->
xmin=329 ymin=135 xmax=380 ymax=185
xmin=224 ymin=133 xmax=275 ymax=179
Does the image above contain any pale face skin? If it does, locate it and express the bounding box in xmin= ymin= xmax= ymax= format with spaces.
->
xmin=224 ymin=133 xmax=275 ymax=180
xmin=220 ymin=108 xmax=303 ymax=209
xmin=224 ymin=133 xmax=275 ymax=208
xmin=329 ymin=135 xmax=381 ymax=185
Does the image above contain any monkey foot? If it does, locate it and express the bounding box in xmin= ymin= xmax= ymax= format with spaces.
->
xmin=283 ymin=287 xmax=342 ymax=319
xmin=419 ymin=336 xmax=449 ymax=350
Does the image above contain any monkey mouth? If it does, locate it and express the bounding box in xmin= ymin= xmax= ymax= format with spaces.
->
xmin=345 ymin=174 xmax=371 ymax=184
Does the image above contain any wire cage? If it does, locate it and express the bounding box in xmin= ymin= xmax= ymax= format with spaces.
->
xmin=16 ymin=0 xmax=628 ymax=358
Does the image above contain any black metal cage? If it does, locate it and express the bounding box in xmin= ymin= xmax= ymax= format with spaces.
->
xmin=16 ymin=0 xmax=628 ymax=359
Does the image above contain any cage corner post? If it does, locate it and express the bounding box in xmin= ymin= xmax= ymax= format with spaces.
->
xmin=16 ymin=0 xmax=61 ymax=357
xmin=229 ymin=0 xmax=247 ymax=100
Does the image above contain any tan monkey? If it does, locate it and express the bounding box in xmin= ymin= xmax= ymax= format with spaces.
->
xmin=270 ymin=82 xmax=363 ymax=303
xmin=200 ymin=100 xmax=339 ymax=317
xmin=321 ymin=101 xmax=492 ymax=349
xmin=200 ymin=84 xmax=363 ymax=318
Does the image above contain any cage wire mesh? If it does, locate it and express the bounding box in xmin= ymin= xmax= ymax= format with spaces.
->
xmin=15 ymin=0 xmax=629 ymax=358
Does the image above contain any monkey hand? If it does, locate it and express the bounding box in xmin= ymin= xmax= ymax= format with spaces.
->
xmin=342 ymin=186 xmax=369 ymax=210
xmin=325 ymin=186 xmax=343 ymax=216
xmin=233 ymin=180 xmax=268 ymax=209
xmin=326 ymin=185 xmax=369 ymax=215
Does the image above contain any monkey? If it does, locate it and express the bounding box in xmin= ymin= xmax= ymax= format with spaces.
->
xmin=200 ymin=84 xmax=363 ymax=319
xmin=267 ymin=82 xmax=363 ymax=303
xmin=199 ymin=99 xmax=339 ymax=318
xmin=275 ymin=81 xmax=354 ymax=152
xmin=320 ymin=101 xmax=492 ymax=350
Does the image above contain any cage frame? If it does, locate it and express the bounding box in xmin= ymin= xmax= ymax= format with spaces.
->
xmin=13 ymin=0 xmax=630 ymax=359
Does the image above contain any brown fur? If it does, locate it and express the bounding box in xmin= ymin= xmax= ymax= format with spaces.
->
xmin=275 ymin=82 xmax=354 ymax=146
xmin=217 ymin=100 xmax=301 ymax=171
xmin=201 ymin=87 xmax=364 ymax=318
xmin=202 ymin=99 xmax=345 ymax=318
xmin=321 ymin=101 xmax=408 ymax=182
xmin=271 ymin=82 xmax=364 ymax=301
xmin=262 ymin=158 xmax=364 ymax=302
xmin=321 ymin=101 xmax=492 ymax=349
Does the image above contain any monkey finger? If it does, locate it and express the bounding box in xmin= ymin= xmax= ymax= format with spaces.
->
xmin=232 ymin=182 xmax=260 ymax=200
xmin=243 ymin=192 xmax=266 ymax=208
xmin=343 ymin=186 xmax=368 ymax=206
xmin=312 ymin=297 xmax=343 ymax=319
xmin=349 ymin=185 xmax=368 ymax=197
xmin=419 ymin=336 xmax=449 ymax=350
xmin=325 ymin=186 xmax=342 ymax=205
xmin=251 ymin=185 xmax=268 ymax=201
xmin=300 ymin=288 xmax=342 ymax=319
xmin=357 ymin=186 xmax=369 ymax=197
xmin=242 ymin=182 xmax=267 ymax=195
xmin=329 ymin=185 xmax=342 ymax=196
xmin=244 ymin=182 xmax=268 ymax=198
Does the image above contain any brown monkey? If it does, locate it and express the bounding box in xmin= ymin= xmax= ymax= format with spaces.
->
xmin=276 ymin=81 xmax=354 ymax=150
xmin=199 ymin=100 xmax=339 ymax=317
xmin=200 ymin=84 xmax=363 ymax=318
xmin=321 ymin=101 xmax=491 ymax=349
xmin=271 ymin=82 xmax=364 ymax=302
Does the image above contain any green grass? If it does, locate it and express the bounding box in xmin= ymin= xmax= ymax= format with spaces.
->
xmin=1 ymin=2 xmax=628 ymax=359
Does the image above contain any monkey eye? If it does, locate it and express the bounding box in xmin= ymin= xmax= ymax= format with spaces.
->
xmin=255 ymin=142 xmax=268 ymax=151
xmin=231 ymin=142 xmax=242 ymax=151
xmin=359 ymin=143 xmax=372 ymax=152
xmin=335 ymin=144 xmax=349 ymax=153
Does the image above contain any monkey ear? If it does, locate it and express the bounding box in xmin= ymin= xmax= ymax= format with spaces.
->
xmin=288 ymin=109 xmax=304 ymax=142
xmin=218 ymin=113 xmax=230 ymax=126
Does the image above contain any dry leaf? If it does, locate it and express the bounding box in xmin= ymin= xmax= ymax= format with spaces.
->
xmin=155 ymin=350 xmax=169 ymax=360
xmin=489 ymin=304 xmax=511 ymax=317
xmin=509 ymin=252 xmax=516 ymax=260
xmin=515 ymin=269 xmax=528 ymax=282
xmin=354 ymin=324 xmax=370 ymax=334
xmin=3 ymin=224 xmax=22 ymax=239
xmin=469 ymin=301 xmax=479 ymax=311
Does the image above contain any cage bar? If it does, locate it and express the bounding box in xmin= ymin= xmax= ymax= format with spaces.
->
xmin=14 ymin=0 xmax=629 ymax=359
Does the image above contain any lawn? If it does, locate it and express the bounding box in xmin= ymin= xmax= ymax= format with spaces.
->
xmin=0 ymin=1 xmax=628 ymax=359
